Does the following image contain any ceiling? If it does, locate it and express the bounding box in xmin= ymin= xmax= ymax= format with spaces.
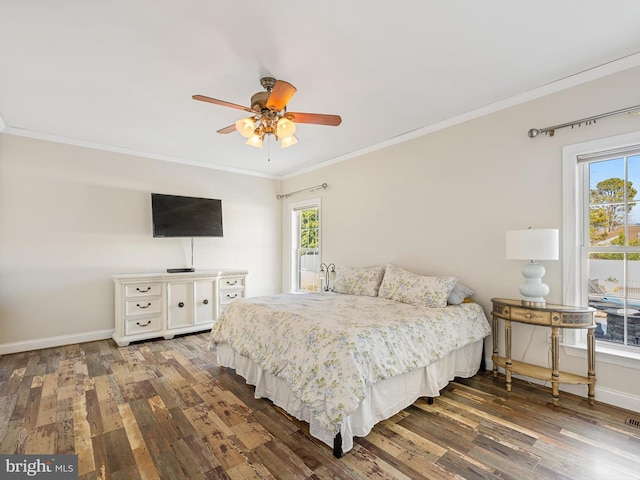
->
xmin=2 ymin=2 xmax=640 ymax=178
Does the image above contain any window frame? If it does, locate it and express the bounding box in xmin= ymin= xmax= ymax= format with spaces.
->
xmin=288 ymin=198 xmax=322 ymax=293
xmin=562 ymin=131 xmax=640 ymax=368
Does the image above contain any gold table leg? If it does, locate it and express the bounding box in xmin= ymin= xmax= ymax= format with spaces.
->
xmin=587 ymin=327 xmax=596 ymax=405
xmin=505 ymin=319 xmax=512 ymax=392
xmin=551 ymin=326 xmax=560 ymax=406
xmin=492 ymin=314 xmax=499 ymax=378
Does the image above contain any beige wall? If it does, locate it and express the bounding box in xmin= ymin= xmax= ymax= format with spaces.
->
xmin=281 ymin=65 xmax=640 ymax=411
xmin=0 ymin=135 xmax=282 ymax=351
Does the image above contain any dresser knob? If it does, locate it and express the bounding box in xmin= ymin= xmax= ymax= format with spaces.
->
xmin=203 ymin=299 xmax=209 ymax=305
xmin=178 ymin=302 xmax=184 ymax=308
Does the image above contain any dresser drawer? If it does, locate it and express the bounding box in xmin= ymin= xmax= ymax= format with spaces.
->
xmin=220 ymin=290 xmax=243 ymax=305
xmin=125 ymin=297 xmax=162 ymax=316
xmin=510 ymin=306 xmax=551 ymax=326
xmin=220 ymin=276 xmax=245 ymax=290
xmin=125 ymin=315 xmax=161 ymax=335
xmin=125 ymin=283 xmax=162 ymax=297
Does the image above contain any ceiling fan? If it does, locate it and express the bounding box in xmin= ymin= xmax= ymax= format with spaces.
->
xmin=193 ymin=77 xmax=342 ymax=149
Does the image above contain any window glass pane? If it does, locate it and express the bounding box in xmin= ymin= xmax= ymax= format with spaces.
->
xmin=589 ymin=254 xmax=624 ymax=343
xmin=292 ymin=205 xmax=321 ymax=293
xmin=589 ymin=158 xmax=625 ymax=247
xmin=589 ymin=254 xmax=624 ymax=296
xmin=628 ymin=154 xmax=640 ymax=235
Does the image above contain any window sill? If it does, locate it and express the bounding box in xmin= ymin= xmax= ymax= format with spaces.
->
xmin=563 ymin=342 xmax=640 ymax=369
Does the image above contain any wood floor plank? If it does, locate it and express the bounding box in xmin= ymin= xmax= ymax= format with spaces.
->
xmin=55 ymin=418 xmax=75 ymax=455
xmin=118 ymin=402 xmax=160 ymax=480
xmin=73 ymin=391 xmax=96 ymax=476
xmin=4 ymin=367 xmax=26 ymax=396
xmin=0 ymin=393 xmax=18 ymax=441
xmin=84 ymin=385 xmax=104 ymax=436
xmin=2 ymin=333 xmax=640 ymax=480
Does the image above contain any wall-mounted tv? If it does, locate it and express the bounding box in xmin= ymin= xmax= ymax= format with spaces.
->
xmin=151 ymin=193 xmax=223 ymax=238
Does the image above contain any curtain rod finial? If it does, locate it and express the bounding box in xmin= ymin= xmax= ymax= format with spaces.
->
xmin=527 ymin=128 xmax=540 ymax=138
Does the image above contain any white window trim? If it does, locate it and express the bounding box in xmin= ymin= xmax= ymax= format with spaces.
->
xmin=562 ymin=130 xmax=640 ymax=368
xmin=288 ymin=197 xmax=321 ymax=293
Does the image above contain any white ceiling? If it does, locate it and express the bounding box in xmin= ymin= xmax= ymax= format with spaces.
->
xmin=2 ymin=1 xmax=640 ymax=178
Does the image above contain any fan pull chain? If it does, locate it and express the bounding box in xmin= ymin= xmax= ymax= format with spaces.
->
xmin=267 ymin=135 xmax=271 ymax=162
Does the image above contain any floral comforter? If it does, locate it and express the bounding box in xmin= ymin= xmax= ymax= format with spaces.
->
xmin=208 ymin=292 xmax=491 ymax=434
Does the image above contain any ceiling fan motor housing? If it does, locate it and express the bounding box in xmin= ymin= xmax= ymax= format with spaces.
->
xmin=251 ymin=91 xmax=271 ymax=112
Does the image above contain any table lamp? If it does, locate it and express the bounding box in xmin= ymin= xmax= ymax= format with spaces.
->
xmin=319 ymin=263 xmax=336 ymax=291
xmin=506 ymin=228 xmax=559 ymax=307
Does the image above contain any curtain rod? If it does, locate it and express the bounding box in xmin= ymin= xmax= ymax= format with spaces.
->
xmin=277 ymin=183 xmax=328 ymax=199
xmin=527 ymin=104 xmax=640 ymax=138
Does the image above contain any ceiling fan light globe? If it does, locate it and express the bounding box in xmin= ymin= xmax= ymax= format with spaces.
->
xmin=235 ymin=117 xmax=255 ymax=138
xmin=246 ymin=134 xmax=263 ymax=148
xmin=281 ymin=135 xmax=298 ymax=149
xmin=276 ymin=117 xmax=296 ymax=138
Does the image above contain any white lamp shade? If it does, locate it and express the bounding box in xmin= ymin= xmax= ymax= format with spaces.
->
xmin=505 ymin=229 xmax=559 ymax=261
xmin=276 ymin=117 xmax=296 ymax=138
xmin=245 ymin=134 xmax=263 ymax=148
xmin=235 ymin=117 xmax=255 ymax=138
xmin=280 ymin=134 xmax=298 ymax=149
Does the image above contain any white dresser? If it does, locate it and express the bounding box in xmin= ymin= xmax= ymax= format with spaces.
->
xmin=113 ymin=269 xmax=247 ymax=346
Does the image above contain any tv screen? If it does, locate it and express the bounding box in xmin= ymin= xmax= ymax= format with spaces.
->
xmin=151 ymin=193 xmax=223 ymax=238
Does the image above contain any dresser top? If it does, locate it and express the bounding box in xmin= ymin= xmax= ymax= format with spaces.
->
xmin=113 ymin=269 xmax=248 ymax=282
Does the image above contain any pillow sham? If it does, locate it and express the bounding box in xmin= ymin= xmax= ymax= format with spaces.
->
xmin=378 ymin=263 xmax=457 ymax=308
xmin=448 ymin=282 xmax=475 ymax=305
xmin=331 ymin=265 xmax=385 ymax=297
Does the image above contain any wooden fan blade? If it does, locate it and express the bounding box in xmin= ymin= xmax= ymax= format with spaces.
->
xmin=192 ymin=95 xmax=254 ymax=113
xmin=266 ymin=80 xmax=297 ymax=111
xmin=217 ymin=124 xmax=237 ymax=134
xmin=286 ymin=112 xmax=342 ymax=126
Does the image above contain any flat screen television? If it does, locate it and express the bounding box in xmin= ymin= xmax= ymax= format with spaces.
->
xmin=151 ymin=193 xmax=223 ymax=238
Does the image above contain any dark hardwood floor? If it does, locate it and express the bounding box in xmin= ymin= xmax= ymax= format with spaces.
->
xmin=1 ymin=333 xmax=639 ymax=479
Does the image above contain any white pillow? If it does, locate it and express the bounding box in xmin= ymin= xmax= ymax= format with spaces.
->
xmin=448 ymin=282 xmax=475 ymax=305
xmin=378 ymin=264 xmax=457 ymax=308
xmin=331 ymin=265 xmax=385 ymax=297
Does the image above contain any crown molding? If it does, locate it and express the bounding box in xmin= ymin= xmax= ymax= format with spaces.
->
xmin=1 ymin=127 xmax=281 ymax=180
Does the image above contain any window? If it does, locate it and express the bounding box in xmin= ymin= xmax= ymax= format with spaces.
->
xmin=585 ymin=151 xmax=640 ymax=348
xmin=290 ymin=200 xmax=321 ymax=292
xmin=563 ymin=132 xmax=640 ymax=363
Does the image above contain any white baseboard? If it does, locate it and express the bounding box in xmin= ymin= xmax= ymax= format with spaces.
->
xmin=0 ymin=329 xmax=114 ymax=355
xmin=485 ymin=356 xmax=640 ymax=413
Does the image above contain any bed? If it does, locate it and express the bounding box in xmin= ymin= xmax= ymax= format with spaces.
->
xmin=208 ymin=264 xmax=491 ymax=457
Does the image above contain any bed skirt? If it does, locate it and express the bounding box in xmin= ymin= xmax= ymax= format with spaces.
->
xmin=216 ymin=339 xmax=484 ymax=454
